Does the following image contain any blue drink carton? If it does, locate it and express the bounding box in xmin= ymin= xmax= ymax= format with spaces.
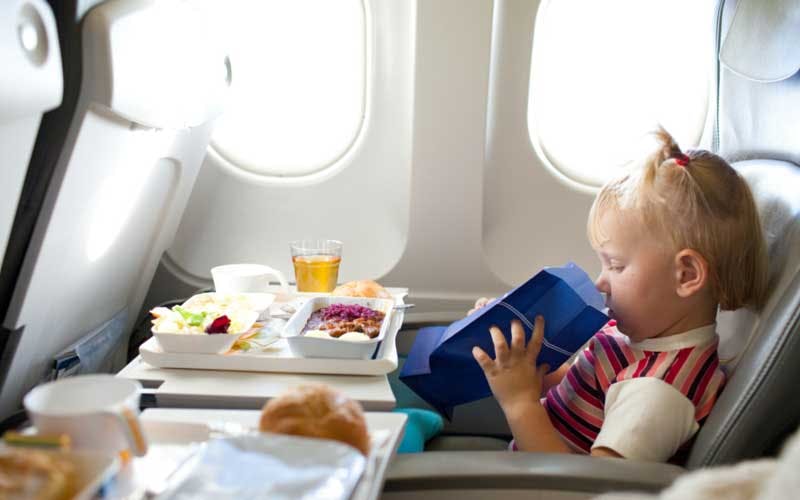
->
xmin=400 ymin=262 xmax=609 ymax=418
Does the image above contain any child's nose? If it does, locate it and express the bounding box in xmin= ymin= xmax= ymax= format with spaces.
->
xmin=594 ymin=274 xmax=609 ymax=294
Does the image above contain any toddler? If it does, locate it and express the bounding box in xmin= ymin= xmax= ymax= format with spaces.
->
xmin=472 ymin=128 xmax=768 ymax=462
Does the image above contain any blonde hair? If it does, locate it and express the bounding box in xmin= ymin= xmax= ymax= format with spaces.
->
xmin=588 ymin=127 xmax=769 ymax=310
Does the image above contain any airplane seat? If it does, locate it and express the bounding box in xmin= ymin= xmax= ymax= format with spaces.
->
xmin=688 ymin=0 xmax=800 ymax=467
xmin=0 ymin=0 xmax=63 ymax=431
xmin=0 ymin=0 xmax=62 ymax=373
xmin=383 ymin=0 xmax=800 ymax=496
xmin=0 ymin=0 xmax=62 ymax=266
xmin=0 ymin=0 xmax=229 ymax=423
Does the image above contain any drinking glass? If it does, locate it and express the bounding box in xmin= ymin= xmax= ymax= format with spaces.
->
xmin=290 ymin=240 xmax=343 ymax=292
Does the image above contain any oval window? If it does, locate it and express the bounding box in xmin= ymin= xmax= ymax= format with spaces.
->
xmin=528 ymin=0 xmax=715 ymax=187
xmin=197 ymin=0 xmax=366 ymax=177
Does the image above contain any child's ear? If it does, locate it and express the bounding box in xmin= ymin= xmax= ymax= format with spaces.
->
xmin=674 ymin=249 xmax=709 ymax=298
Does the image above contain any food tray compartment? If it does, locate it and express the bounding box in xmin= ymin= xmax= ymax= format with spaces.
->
xmin=282 ymin=296 xmax=395 ymax=360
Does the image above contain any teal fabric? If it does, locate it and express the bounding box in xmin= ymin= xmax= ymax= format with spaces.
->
xmin=393 ymin=408 xmax=444 ymax=453
xmin=391 ymin=355 xmax=444 ymax=452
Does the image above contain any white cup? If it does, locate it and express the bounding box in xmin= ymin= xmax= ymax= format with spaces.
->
xmin=211 ymin=264 xmax=289 ymax=295
xmin=23 ymin=375 xmax=148 ymax=457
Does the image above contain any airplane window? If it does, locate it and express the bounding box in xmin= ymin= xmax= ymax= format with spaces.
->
xmin=528 ymin=0 xmax=715 ymax=187
xmin=195 ymin=0 xmax=366 ymax=177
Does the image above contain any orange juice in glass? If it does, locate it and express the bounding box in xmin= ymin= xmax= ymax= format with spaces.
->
xmin=290 ymin=240 xmax=343 ymax=292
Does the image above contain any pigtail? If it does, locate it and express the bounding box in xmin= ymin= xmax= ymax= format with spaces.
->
xmin=652 ymin=126 xmax=693 ymax=167
xmin=639 ymin=127 xmax=704 ymax=219
xmin=640 ymin=127 xmax=690 ymax=187
xmin=654 ymin=126 xmax=685 ymax=164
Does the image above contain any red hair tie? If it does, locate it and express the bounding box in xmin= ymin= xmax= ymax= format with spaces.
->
xmin=674 ymin=154 xmax=690 ymax=167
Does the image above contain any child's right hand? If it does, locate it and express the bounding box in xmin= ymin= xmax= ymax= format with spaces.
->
xmin=467 ymin=297 xmax=496 ymax=316
xmin=472 ymin=317 xmax=550 ymax=415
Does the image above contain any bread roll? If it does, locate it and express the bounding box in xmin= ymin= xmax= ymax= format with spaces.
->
xmin=259 ymin=384 xmax=370 ymax=455
xmin=331 ymin=280 xmax=391 ymax=299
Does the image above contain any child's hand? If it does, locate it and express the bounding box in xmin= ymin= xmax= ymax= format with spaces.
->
xmin=467 ymin=296 xmax=496 ymax=316
xmin=472 ymin=317 xmax=549 ymax=414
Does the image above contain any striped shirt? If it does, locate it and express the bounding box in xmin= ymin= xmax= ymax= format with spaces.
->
xmin=541 ymin=323 xmax=725 ymax=459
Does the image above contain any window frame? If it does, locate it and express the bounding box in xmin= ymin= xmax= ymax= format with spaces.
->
xmin=205 ymin=0 xmax=370 ymax=182
xmin=526 ymin=0 xmax=713 ymax=192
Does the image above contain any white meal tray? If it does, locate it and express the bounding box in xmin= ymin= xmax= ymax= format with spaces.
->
xmin=123 ymin=410 xmax=406 ymax=500
xmin=139 ymin=290 xmax=407 ymax=376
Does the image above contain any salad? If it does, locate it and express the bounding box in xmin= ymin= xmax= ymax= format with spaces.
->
xmin=150 ymin=305 xmax=258 ymax=335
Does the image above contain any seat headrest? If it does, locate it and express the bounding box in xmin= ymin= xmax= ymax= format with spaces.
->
xmin=0 ymin=0 xmax=63 ymax=123
xmin=82 ymin=0 xmax=230 ymax=129
xmin=690 ymin=160 xmax=800 ymax=467
xmin=719 ymin=0 xmax=800 ymax=83
xmin=740 ymin=161 xmax=800 ymax=288
xmin=717 ymin=160 xmax=800 ymax=370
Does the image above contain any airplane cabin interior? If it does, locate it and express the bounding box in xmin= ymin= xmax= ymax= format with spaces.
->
xmin=0 ymin=0 xmax=798 ymax=498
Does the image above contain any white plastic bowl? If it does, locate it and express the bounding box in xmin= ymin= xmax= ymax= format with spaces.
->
xmin=152 ymin=309 xmax=259 ymax=354
xmin=281 ymin=297 xmax=394 ymax=359
xmin=153 ymin=332 xmax=244 ymax=354
xmin=153 ymin=331 xmax=247 ymax=354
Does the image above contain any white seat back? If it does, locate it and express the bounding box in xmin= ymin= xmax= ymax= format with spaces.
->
xmin=0 ymin=0 xmax=229 ymax=419
xmin=0 ymin=0 xmax=62 ymax=268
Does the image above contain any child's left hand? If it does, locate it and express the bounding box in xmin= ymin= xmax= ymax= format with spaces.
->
xmin=472 ymin=317 xmax=550 ymax=414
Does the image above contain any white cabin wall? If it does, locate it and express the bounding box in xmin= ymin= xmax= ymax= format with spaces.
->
xmin=148 ymin=0 xmax=602 ymax=321
xmin=160 ymin=0 xmax=414 ymax=300
xmin=380 ymin=0 xmax=599 ymax=314
xmin=380 ymin=0 xmax=509 ymax=316
xmin=483 ymin=0 xmax=598 ymax=285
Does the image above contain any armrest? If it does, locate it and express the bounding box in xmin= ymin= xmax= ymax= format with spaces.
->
xmin=384 ymin=451 xmax=684 ymax=494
